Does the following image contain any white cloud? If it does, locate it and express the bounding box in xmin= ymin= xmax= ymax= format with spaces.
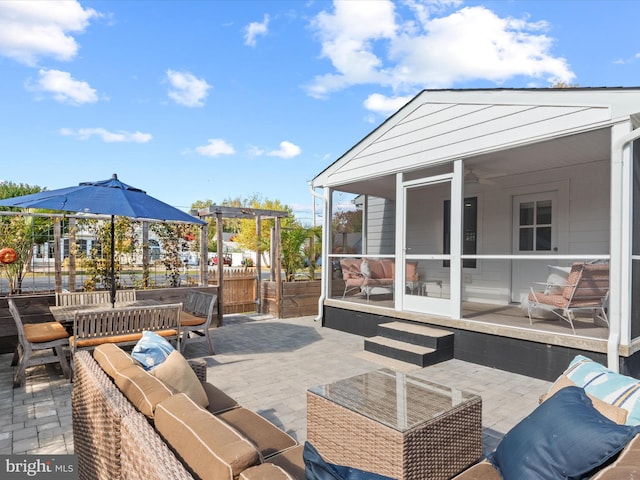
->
xmin=195 ymin=139 xmax=236 ymax=157
xmin=308 ymin=0 xmax=397 ymax=98
xmin=389 ymin=7 xmax=573 ymax=88
xmin=60 ymin=128 xmax=152 ymax=143
xmin=307 ymin=1 xmax=575 ymax=97
xmin=363 ymin=93 xmax=413 ymax=115
xmin=28 ymin=69 xmax=98 ymax=105
xmin=267 ymin=141 xmax=302 ymax=159
xmin=244 ymin=14 xmax=269 ymax=47
xmin=167 ymin=70 xmax=211 ymax=107
xmin=0 ymin=0 xmax=99 ymax=66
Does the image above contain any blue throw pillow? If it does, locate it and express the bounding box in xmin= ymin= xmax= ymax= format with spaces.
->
xmin=489 ymin=386 xmax=640 ymax=480
xmin=303 ymin=442 xmax=395 ymax=480
xmin=131 ymin=331 xmax=175 ymax=370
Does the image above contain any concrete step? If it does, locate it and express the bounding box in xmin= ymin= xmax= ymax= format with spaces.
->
xmin=352 ymin=350 xmax=421 ymax=372
xmin=378 ymin=321 xmax=454 ymax=350
xmin=365 ymin=336 xmax=444 ymax=367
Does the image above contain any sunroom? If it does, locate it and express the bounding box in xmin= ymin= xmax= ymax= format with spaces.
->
xmin=312 ymin=88 xmax=640 ymax=380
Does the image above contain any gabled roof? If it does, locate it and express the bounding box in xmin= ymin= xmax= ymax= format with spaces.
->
xmin=312 ymin=87 xmax=640 ymax=189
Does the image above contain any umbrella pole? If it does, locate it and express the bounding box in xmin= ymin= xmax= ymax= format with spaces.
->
xmin=111 ymin=215 xmax=116 ymax=307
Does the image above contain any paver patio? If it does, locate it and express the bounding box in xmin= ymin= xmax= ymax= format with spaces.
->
xmin=1 ymin=313 xmax=551 ymax=457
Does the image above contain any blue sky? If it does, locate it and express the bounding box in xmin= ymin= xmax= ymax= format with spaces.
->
xmin=1 ymin=1 xmax=639 ymax=225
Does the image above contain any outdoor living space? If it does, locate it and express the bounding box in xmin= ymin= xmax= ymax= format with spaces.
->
xmin=312 ymin=89 xmax=640 ymax=379
xmin=325 ymin=143 xmax=614 ymax=343
xmin=1 ymin=312 xmax=550 ymax=465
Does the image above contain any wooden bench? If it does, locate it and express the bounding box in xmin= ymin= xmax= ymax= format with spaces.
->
xmin=180 ymin=290 xmax=218 ymax=354
xmin=56 ymin=289 xmax=137 ymax=306
xmin=69 ymin=303 xmax=182 ymax=354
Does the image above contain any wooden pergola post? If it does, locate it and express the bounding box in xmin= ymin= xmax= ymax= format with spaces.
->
xmin=199 ymin=222 xmax=208 ymax=286
xmin=255 ymin=215 xmax=261 ymax=310
xmin=68 ymin=217 xmax=76 ymax=292
xmin=53 ymin=219 xmax=62 ymax=293
xmin=196 ymin=205 xmax=289 ymax=318
xmin=216 ymin=212 xmax=224 ymax=324
xmin=270 ymin=228 xmax=276 ymax=282
xmin=142 ymin=221 xmax=149 ymax=288
xmin=275 ymin=217 xmax=282 ymax=318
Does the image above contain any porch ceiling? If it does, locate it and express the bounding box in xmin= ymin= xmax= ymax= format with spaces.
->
xmin=465 ymin=127 xmax=611 ymax=181
xmin=334 ymin=127 xmax=610 ymax=200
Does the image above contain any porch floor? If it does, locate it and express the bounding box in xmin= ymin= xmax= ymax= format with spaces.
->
xmin=329 ymin=293 xmax=609 ymax=341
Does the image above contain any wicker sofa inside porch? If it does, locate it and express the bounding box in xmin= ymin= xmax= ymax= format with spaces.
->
xmin=340 ymin=258 xmax=418 ymax=300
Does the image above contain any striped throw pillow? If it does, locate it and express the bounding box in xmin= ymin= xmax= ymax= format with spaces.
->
xmin=565 ymin=355 xmax=640 ymax=425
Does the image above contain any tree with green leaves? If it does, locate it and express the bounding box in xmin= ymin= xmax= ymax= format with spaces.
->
xmin=151 ymin=222 xmax=192 ymax=287
xmin=233 ymin=197 xmax=298 ymax=267
xmin=304 ymin=225 xmax=322 ymax=279
xmin=0 ymin=181 xmax=51 ymax=294
xmin=332 ymin=209 xmax=362 ymax=233
xmin=281 ymin=227 xmax=309 ymax=281
xmin=79 ymin=217 xmax=138 ymax=291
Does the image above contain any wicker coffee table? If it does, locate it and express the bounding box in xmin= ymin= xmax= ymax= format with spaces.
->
xmin=307 ymin=368 xmax=482 ymax=480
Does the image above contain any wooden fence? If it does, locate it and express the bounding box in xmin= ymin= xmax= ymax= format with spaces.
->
xmin=208 ymin=267 xmax=257 ymax=314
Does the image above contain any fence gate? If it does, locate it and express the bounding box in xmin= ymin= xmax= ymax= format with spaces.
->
xmin=208 ymin=267 xmax=257 ymax=314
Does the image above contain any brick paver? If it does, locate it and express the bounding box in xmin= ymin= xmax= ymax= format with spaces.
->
xmin=1 ymin=313 xmax=551 ymax=457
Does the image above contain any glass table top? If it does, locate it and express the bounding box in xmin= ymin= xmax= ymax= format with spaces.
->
xmin=308 ymin=368 xmax=480 ymax=432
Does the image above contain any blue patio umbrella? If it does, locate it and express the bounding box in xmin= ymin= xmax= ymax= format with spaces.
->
xmin=0 ymin=174 xmax=205 ymax=305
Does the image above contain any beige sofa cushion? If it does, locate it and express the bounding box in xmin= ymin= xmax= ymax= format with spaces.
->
xmin=216 ymin=407 xmax=298 ymax=459
xmin=591 ymin=434 xmax=640 ymax=479
xmin=155 ymin=393 xmax=260 ymax=480
xmin=544 ymin=374 xmax=628 ymax=425
xmin=451 ymin=461 xmax=501 ymax=479
xmin=113 ymin=365 xmax=173 ymax=418
xmin=93 ymin=343 xmax=135 ymax=378
xmin=239 ymin=463 xmax=294 ymax=479
xmin=266 ymin=445 xmax=305 ymax=479
xmin=151 ymin=350 xmax=209 ymax=408
xmin=203 ymin=382 xmax=240 ymax=414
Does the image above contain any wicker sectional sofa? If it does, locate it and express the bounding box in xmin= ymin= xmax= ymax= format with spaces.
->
xmin=72 ymin=346 xmax=305 ymax=480
xmin=73 ymin=343 xmax=640 ymax=480
xmin=453 ymin=358 xmax=640 ymax=480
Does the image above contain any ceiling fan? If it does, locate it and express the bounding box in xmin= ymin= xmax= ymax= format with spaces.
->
xmin=464 ymin=168 xmax=496 ymax=185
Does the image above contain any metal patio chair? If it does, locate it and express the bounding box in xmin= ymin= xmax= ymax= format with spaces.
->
xmin=527 ymin=262 xmax=609 ymax=334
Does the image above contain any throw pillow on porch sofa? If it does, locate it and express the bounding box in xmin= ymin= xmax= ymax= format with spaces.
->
xmin=564 ymin=355 xmax=640 ymax=425
xmin=543 ymin=374 xmax=628 ymax=425
xmin=131 ymin=330 xmax=175 ymax=370
xmin=151 ymin=350 xmax=209 ymax=408
xmin=544 ymin=265 xmax=571 ymax=295
xmin=489 ymin=386 xmax=640 ymax=480
xmin=360 ymin=259 xmax=371 ymax=278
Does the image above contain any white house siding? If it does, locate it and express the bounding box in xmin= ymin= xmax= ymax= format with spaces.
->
xmin=352 ymin=159 xmax=611 ymax=305
xmin=459 ymin=160 xmax=610 ymax=305
xmin=567 ymin=161 xmax=611 ymax=254
xmin=325 ymin=101 xmax=611 ymax=187
xmin=365 ymin=196 xmax=395 ymax=255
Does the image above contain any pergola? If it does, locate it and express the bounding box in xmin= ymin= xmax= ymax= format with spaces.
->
xmin=195 ymin=205 xmax=289 ymax=322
